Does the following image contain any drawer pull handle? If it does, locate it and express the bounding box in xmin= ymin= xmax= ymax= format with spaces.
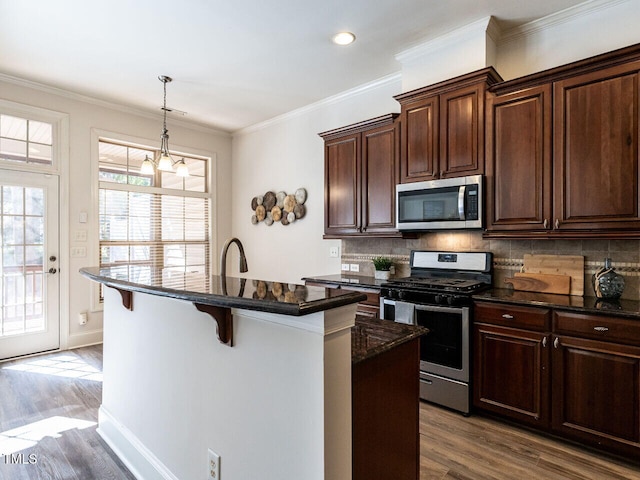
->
xmin=543 ymin=219 xmax=549 ymax=229
xmin=502 ymin=314 xmax=514 ymax=319
xmin=542 ymin=337 xmax=547 ymax=347
xmin=594 ymin=326 xmax=609 ymax=332
xmin=554 ymin=337 xmax=559 ymax=349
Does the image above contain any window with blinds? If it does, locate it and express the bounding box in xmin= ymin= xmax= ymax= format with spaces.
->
xmin=98 ymin=140 xmax=210 ymax=297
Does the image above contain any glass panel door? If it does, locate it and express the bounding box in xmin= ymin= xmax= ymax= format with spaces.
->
xmin=0 ymin=169 xmax=59 ymax=360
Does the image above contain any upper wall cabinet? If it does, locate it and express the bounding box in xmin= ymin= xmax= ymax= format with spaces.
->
xmin=486 ymin=44 xmax=640 ymax=238
xmin=319 ymin=114 xmax=401 ymax=238
xmin=394 ymin=68 xmax=502 ymax=183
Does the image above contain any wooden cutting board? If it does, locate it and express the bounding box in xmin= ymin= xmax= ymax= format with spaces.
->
xmin=522 ymin=254 xmax=584 ymax=296
xmin=505 ymin=272 xmax=571 ymax=294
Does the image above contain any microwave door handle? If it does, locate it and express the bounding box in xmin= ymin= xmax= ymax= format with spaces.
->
xmin=458 ymin=186 xmax=466 ymax=220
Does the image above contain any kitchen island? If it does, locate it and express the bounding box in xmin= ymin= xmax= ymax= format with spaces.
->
xmin=81 ymin=266 xmax=424 ymax=480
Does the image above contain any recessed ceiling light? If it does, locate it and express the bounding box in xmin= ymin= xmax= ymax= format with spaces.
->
xmin=332 ymin=32 xmax=356 ymax=46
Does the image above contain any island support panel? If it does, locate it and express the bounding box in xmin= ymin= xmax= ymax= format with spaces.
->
xmin=97 ymin=287 xmax=355 ymax=480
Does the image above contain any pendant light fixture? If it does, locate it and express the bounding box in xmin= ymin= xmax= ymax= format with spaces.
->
xmin=141 ymin=75 xmax=189 ymax=177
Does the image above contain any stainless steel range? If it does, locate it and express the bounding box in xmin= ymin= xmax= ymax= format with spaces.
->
xmin=379 ymin=251 xmax=493 ymax=414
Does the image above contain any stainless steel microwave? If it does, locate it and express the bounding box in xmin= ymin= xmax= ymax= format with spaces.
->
xmin=396 ymin=174 xmax=483 ymax=231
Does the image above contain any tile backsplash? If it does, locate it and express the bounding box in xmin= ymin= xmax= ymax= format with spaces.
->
xmin=341 ymin=232 xmax=640 ymax=300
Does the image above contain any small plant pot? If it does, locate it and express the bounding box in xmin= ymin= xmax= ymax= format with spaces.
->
xmin=374 ymin=270 xmax=391 ymax=280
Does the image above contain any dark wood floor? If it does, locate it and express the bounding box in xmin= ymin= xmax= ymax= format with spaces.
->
xmin=419 ymin=403 xmax=640 ymax=479
xmin=0 ymin=345 xmax=135 ymax=480
xmin=2 ymin=345 xmax=639 ymax=480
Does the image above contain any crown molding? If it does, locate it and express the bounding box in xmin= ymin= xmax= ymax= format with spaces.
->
xmin=395 ymin=16 xmax=495 ymax=65
xmin=235 ymin=72 xmax=402 ymax=136
xmin=0 ymin=72 xmax=232 ymax=137
xmin=499 ymin=0 xmax=629 ymax=45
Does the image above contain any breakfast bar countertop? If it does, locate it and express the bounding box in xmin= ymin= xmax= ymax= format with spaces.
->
xmin=80 ymin=265 xmax=366 ymax=317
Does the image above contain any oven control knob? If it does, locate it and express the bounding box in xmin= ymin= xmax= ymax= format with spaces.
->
xmin=398 ymin=291 xmax=407 ymax=300
xmin=434 ymin=294 xmax=443 ymax=304
xmin=447 ymin=296 xmax=455 ymax=306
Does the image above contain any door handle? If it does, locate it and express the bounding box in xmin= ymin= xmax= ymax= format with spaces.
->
xmin=554 ymin=337 xmax=559 ymax=348
xmin=542 ymin=337 xmax=547 ymax=347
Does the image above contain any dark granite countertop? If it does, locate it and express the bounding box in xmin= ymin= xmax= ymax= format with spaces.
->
xmin=474 ymin=288 xmax=640 ymax=320
xmin=302 ymin=274 xmax=384 ymax=290
xmin=351 ymin=316 xmax=428 ymax=364
xmin=80 ymin=266 xmax=366 ymax=316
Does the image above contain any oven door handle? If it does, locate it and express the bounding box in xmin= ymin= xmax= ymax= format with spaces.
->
xmin=415 ymin=304 xmax=466 ymax=314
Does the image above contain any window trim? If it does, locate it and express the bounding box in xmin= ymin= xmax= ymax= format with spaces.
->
xmin=0 ymin=99 xmax=68 ymax=175
xmin=91 ymin=129 xmax=215 ymax=312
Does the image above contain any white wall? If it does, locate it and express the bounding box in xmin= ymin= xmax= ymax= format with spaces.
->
xmin=231 ymin=77 xmax=402 ymax=283
xmin=231 ymin=0 xmax=640 ymax=284
xmin=496 ymin=0 xmax=640 ymax=80
xmin=0 ymin=78 xmax=233 ymax=349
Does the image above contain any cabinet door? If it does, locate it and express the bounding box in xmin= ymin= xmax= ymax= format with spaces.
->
xmin=552 ymin=335 xmax=640 ymax=457
xmin=324 ymin=133 xmax=360 ymax=235
xmin=361 ymin=122 xmax=399 ymax=234
xmin=400 ymin=96 xmax=439 ymax=183
xmin=440 ymin=83 xmax=485 ymax=178
xmin=553 ymin=62 xmax=640 ymax=231
xmin=485 ymin=85 xmax=553 ymax=233
xmin=473 ymin=323 xmax=550 ymax=428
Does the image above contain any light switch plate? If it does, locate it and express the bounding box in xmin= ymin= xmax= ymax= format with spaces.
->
xmin=350 ymin=264 xmax=359 ymax=272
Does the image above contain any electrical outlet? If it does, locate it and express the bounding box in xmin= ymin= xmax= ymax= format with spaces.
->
xmin=329 ymin=246 xmax=339 ymax=258
xmin=341 ymin=263 xmax=350 ymax=271
xmin=78 ymin=312 xmax=88 ymax=325
xmin=350 ymin=263 xmax=359 ymax=272
xmin=208 ymin=449 xmax=220 ymax=480
xmin=71 ymin=246 xmax=87 ymax=258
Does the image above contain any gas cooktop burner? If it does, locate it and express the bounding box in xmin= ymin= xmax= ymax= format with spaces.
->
xmin=386 ymin=276 xmax=487 ymax=293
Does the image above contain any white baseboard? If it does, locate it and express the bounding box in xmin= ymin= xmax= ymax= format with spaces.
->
xmin=67 ymin=329 xmax=103 ymax=349
xmin=98 ymin=406 xmax=179 ymax=480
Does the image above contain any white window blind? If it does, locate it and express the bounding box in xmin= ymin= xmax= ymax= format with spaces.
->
xmin=98 ymin=140 xmax=210 ymax=296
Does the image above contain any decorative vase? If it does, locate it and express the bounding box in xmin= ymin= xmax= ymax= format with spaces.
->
xmin=592 ymin=258 xmax=625 ymax=299
xmin=374 ymin=270 xmax=391 ymax=280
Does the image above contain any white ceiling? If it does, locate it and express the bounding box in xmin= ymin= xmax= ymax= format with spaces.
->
xmin=0 ymin=0 xmax=588 ymax=133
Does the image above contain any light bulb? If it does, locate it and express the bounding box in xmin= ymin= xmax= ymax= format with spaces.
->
xmin=175 ymin=160 xmax=189 ymax=177
xmin=157 ymin=153 xmax=173 ymax=171
xmin=140 ymin=156 xmax=155 ymax=175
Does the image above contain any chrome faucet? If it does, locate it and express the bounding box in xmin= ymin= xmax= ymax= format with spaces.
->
xmin=220 ymin=237 xmax=248 ymax=277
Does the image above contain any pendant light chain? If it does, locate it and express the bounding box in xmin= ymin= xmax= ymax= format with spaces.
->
xmin=140 ymin=75 xmax=189 ymax=177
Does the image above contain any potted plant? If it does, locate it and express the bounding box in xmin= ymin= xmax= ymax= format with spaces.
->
xmin=372 ymin=256 xmax=394 ymax=280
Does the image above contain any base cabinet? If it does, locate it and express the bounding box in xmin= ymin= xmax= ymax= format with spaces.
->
xmin=353 ymin=338 xmax=420 ymax=480
xmin=473 ymin=301 xmax=640 ymax=459
xmin=473 ymin=323 xmax=550 ymax=428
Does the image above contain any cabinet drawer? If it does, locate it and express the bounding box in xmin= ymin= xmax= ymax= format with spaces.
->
xmin=474 ymin=302 xmax=551 ymax=331
xmin=341 ymin=287 xmax=380 ymax=306
xmin=554 ymin=311 xmax=640 ymax=346
xmin=356 ymin=303 xmax=380 ymax=318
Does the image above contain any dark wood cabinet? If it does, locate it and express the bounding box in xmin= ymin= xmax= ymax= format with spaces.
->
xmin=553 ymin=62 xmax=640 ymax=232
xmin=353 ymin=338 xmax=420 ymax=480
xmin=304 ymin=280 xmax=380 ymax=318
xmin=485 ymin=85 xmax=552 ymax=233
xmin=551 ymin=334 xmax=640 ymax=457
xmin=474 ymin=300 xmax=640 ymax=459
xmin=320 ymin=114 xmax=400 ymax=238
xmin=394 ymin=68 xmax=502 ymax=183
xmin=473 ymin=303 xmax=551 ymax=428
xmin=486 ymin=45 xmax=640 ymax=238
